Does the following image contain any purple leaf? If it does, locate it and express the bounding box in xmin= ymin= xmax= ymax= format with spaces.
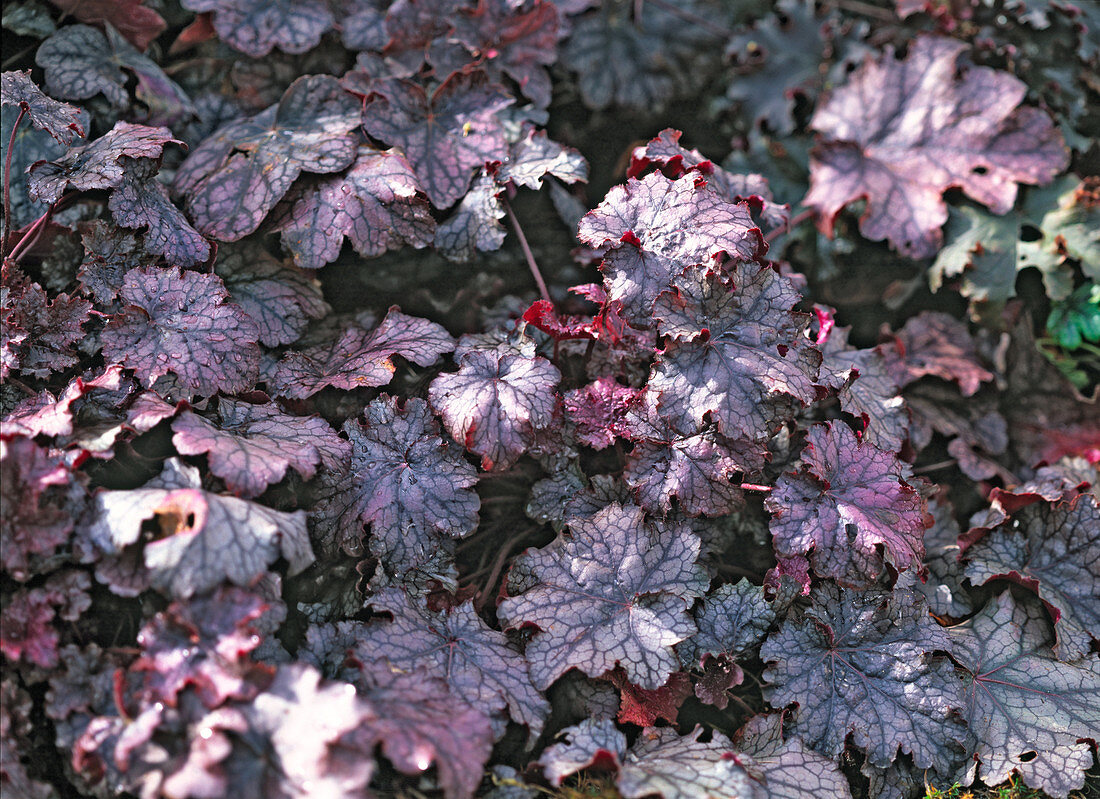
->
xmin=100 ymin=266 xmax=260 ymax=398
xmin=735 ymin=712 xmax=854 ymax=799
xmin=963 ymin=494 xmax=1100 ymax=660
xmin=648 ymin=264 xmax=821 ymax=443
xmin=616 ymin=726 xmax=760 ymax=799
xmin=351 ymin=663 xmax=495 ymax=799
xmin=273 ymin=145 xmax=435 ymax=269
xmin=362 ymin=70 xmax=513 ymax=208
xmin=820 ymin=325 xmax=907 ymax=453
xmin=28 ymin=120 xmax=180 ymax=205
xmin=429 ymin=337 xmax=561 ymax=471
xmin=539 ymin=718 xmax=627 ymax=787
xmin=680 ymin=579 xmax=776 ymax=669
xmin=35 ymin=24 xmax=191 ymax=125
xmin=339 ymin=0 xmax=388 ymax=50
xmin=917 ymin=494 xmax=973 ymax=619
xmin=270 ymin=306 xmax=454 ymax=399
xmin=181 ymin=0 xmax=336 ymax=57
xmin=47 ymin=0 xmax=167 ymax=52
xmin=85 ymin=459 xmax=313 ymax=598
xmin=949 ymin=592 xmax=1100 ymax=798
xmin=353 ymin=588 xmax=549 ymax=739
xmin=1 ymin=100 xmax=87 ymax=228
xmin=174 ymin=75 xmax=361 ymax=240
xmin=339 ymin=395 xmax=479 ymax=574
xmin=132 ymin=586 xmax=275 ymax=708
xmin=2 ymin=363 xmax=122 ymax=439
xmin=620 ymin=390 xmax=758 ymax=517
xmin=1 ymin=69 xmax=85 ymax=144
xmin=563 ymin=378 xmax=641 ymax=450
xmin=805 ymin=35 xmax=1068 ymax=258
xmin=434 ymin=170 xmax=506 ymax=261
xmin=213 ymin=241 xmax=330 ymax=347
xmin=579 ymin=172 xmax=765 ymax=323
xmin=108 ymin=157 xmax=211 ymax=267
xmin=501 ymin=128 xmax=588 ymax=189
xmin=172 ymin=399 xmax=349 ymax=498
xmin=761 ymin=583 xmax=965 ymax=771
xmin=1 ymin=264 xmax=91 ymax=379
xmin=766 ymin=422 xmax=927 ymax=586
xmin=884 ymin=311 xmax=994 ymax=397
xmin=499 ymin=502 xmax=708 ymax=690
xmin=76 ymin=221 xmax=146 ymax=304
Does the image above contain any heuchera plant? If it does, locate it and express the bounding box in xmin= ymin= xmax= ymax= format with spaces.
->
xmin=2 ymin=2 xmax=1099 ymax=799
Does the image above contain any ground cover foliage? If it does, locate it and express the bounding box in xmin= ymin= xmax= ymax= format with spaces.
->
xmin=1 ymin=0 xmax=1099 ymax=797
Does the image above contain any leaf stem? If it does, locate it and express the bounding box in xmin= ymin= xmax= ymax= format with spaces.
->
xmin=503 ymin=195 xmax=552 ymax=304
xmin=765 ymin=207 xmax=814 ymax=245
xmin=739 ymin=482 xmax=772 ymax=492
xmin=7 ymin=204 xmax=53 ymax=264
xmin=2 ymin=105 xmax=27 ymax=258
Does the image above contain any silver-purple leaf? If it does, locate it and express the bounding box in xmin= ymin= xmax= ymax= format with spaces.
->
xmin=429 ymin=342 xmax=560 ymax=471
xmin=28 ymin=120 xmax=179 ymax=204
xmin=341 ymin=395 xmax=480 ymax=575
xmin=761 ymin=583 xmax=965 ymax=771
xmin=434 ymin=171 xmax=506 ymax=262
xmin=174 ymin=75 xmax=361 ymax=241
xmin=648 ymin=264 xmax=820 ymax=443
xmin=735 ymin=712 xmax=854 ymax=799
xmin=766 ymin=422 xmax=926 ymax=586
xmin=101 ymin=267 xmax=260 ymax=398
xmin=963 ymin=494 xmax=1100 ymax=660
xmin=181 ymin=0 xmax=336 ymax=57
xmin=498 ymin=502 xmax=708 ymax=690
xmin=616 ymin=726 xmax=761 ymax=799
xmin=538 ymin=718 xmax=627 ymax=787
xmin=108 ymin=157 xmax=211 ymax=267
xmin=500 ymin=128 xmax=588 ymax=189
xmin=272 ymin=146 xmax=435 ymax=269
xmin=362 ymin=70 xmax=513 ymax=208
xmin=353 ymin=588 xmax=549 ymax=739
xmin=949 ymin=591 xmax=1100 ymax=798
xmin=213 ymin=242 xmax=330 ymax=347
xmin=84 ymin=459 xmax=313 ymax=598
xmin=171 ymin=399 xmax=349 ymax=498
xmin=680 ymin=579 xmax=776 ymax=668
xmin=270 ymin=306 xmax=454 ymax=399
xmin=579 ymin=172 xmax=765 ymax=323
xmin=1 ymin=69 xmax=84 ymax=144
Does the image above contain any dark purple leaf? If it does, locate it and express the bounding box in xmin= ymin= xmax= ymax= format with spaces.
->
xmin=174 ymin=75 xmax=361 ymax=240
xmin=563 ymin=377 xmax=641 ymax=450
xmin=362 ymin=70 xmax=513 ymax=208
xmin=132 ymin=585 xmax=275 ymax=708
xmin=273 ymin=145 xmax=434 ymax=269
xmin=181 ymin=0 xmax=336 ymax=57
xmin=48 ymin=0 xmax=167 ymax=51
xmin=905 ymin=381 xmax=1009 ymax=482
xmin=499 ymin=502 xmax=708 ymax=690
xmin=628 ymin=128 xmax=789 ymax=232
xmin=578 ymin=172 xmax=765 ymax=323
xmin=917 ymin=494 xmax=973 ymax=619
xmin=0 ymin=584 xmax=60 ymax=667
xmin=35 ymin=24 xmax=191 ymax=125
xmin=353 ymin=587 xmax=549 ymax=739
xmin=805 ymin=35 xmax=1068 ymax=258
xmin=212 ymin=242 xmax=329 ymax=347
xmin=0 ymin=264 xmax=91 ymax=379
xmin=735 ymin=712 xmax=854 ymax=799
xmin=761 ymin=583 xmax=965 ymax=771
xmin=339 ymin=0 xmax=388 ymax=50
xmin=766 ymin=422 xmax=927 ymax=586
xmin=449 ymin=0 xmax=559 ymax=108
xmin=963 ymin=494 xmax=1099 ymax=660
xmin=1 ymin=69 xmax=85 ymax=144
xmin=680 ymin=579 xmax=776 ymax=669
xmin=539 ymin=718 xmax=627 ymax=786
xmin=108 ymin=157 xmax=211 ymax=267
xmin=616 ymin=726 xmax=760 ymax=799
xmin=84 ymin=458 xmax=313 ymax=598
xmin=2 ymin=679 xmax=58 ymax=799
xmin=100 ymin=266 xmax=260 ymax=398
xmin=350 ymin=663 xmax=495 ymax=799
xmin=607 ymin=669 xmax=692 ymax=727
xmin=648 ymin=264 xmax=821 ymax=443
xmin=884 ymin=312 xmax=994 ymax=397
xmin=429 ymin=336 xmax=560 ymax=471
xmin=76 ymin=221 xmax=145 ymax=305
xmin=28 ymin=120 xmax=180 ymax=205
xmin=172 ymin=399 xmax=349 ymax=497
xmin=949 ymin=592 xmax=1100 ymax=797
xmin=434 ymin=170 xmax=506 ymax=261
xmin=270 ymin=306 xmax=454 ymax=399
xmin=338 ymin=395 xmax=479 ymax=574
xmin=1 ymin=101 xmax=87 ymax=228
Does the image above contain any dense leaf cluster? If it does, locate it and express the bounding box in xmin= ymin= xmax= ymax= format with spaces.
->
xmin=2 ymin=1 xmax=1099 ymax=798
